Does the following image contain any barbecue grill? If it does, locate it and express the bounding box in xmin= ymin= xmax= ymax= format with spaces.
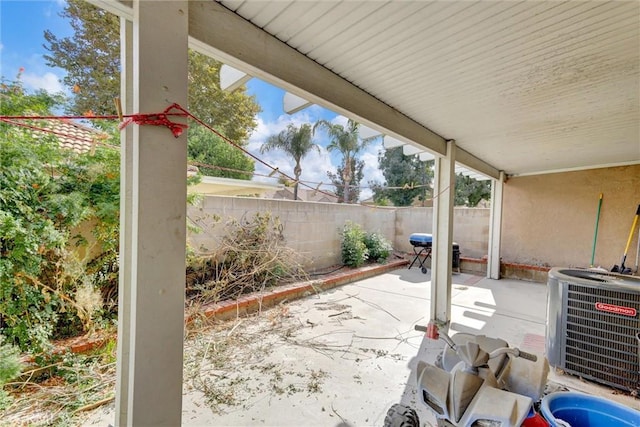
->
xmin=409 ymin=233 xmax=432 ymax=274
xmin=408 ymin=233 xmax=461 ymax=274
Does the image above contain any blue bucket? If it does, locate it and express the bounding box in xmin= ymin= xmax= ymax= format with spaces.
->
xmin=541 ymin=392 xmax=640 ymax=427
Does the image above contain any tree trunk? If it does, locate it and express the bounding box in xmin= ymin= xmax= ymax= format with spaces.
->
xmin=293 ymin=163 xmax=302 ymax=201
xmin=293 ymin=180 xmax=299 ymax=200
xmin=342 ymin=157 xmax=352 ymax=203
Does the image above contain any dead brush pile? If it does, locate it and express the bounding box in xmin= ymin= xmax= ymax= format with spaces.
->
xmin=186 ymin=212 xmax=309 ymax=305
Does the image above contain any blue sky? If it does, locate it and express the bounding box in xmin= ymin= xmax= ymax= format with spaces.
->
xmin=0 ymin=0 xmax=384 ymax=200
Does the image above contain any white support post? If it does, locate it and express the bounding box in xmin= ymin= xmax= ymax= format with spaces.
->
xmin=487 ymin=171 xmax=505 ymax=279
xmin=115 ymin=16 xmax=133 ymax=426
xmin=121 ymin=2 xmax=189 ymax=425
xmin=430 ymin=141 xmax=456 ymax=325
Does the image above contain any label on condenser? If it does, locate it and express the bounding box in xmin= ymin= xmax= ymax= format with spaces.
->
xmin=595 ymin=302 xmax=637 ymax=317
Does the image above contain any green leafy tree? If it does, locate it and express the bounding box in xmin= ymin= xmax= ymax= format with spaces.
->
xmin=260 ymin=124 xmax=319 ymax=200
xmin=44 ymin=0 xmax=260 ymax=174
xmin=313 ymin=119 xmax=376 ymax=203
xmin=327 ymin=158 xmax=365 ymax=203
xmin=187 ymin=52 xmax=260 ymax=144
xmin=371 ymin=147 xmax=433 ymax=206
xmin=185 ymin=52 xmax=259 ymax=179
xmin=43 ymin=0 xmax=119 ymax=122
xmin=455 ymin=174 xmax=491 ymax=207
xmin=188 ymin=124 xmax=254 ymax=179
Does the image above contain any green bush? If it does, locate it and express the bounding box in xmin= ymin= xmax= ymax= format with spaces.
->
xmin=0 ymin=78 xmax=119 ymax=352
xmin=0 ymin=336 xmax=22 ymax=410
xmin=340 ymin=221 xmax=369 ymax=267
xmin=363 ymin=232 xmax=393 ymax=263
xmin=341 ymin=222 xmax=394 ymax=266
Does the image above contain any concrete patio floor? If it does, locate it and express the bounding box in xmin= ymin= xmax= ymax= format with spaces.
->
xmin=82 ymin=268 xmax=639 ymax=426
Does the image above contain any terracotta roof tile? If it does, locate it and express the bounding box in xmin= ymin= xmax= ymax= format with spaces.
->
xmin=33 ymin=119 xmax=108 ymax=153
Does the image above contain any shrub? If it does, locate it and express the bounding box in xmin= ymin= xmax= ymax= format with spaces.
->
xmin=341 ymin=221 xmax=369 ymax=267
xmin=0 ymin=78 xmax=119 ymax=352
xmin=364 ymin=232 xmax=393 ymax=263
xmin=341 ymin=222 xmax=393 ymax=266
xmin=0 ymin=136 xmax=118 ymax=351
xmin=186 ymin=212 xmax=307 ymax=304
xmin=0 ymin=336 xmax=22 ymax=410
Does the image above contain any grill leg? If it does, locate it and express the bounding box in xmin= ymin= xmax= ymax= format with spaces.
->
xmin=409 ymin=246 xmax=431 ymax=273
xmin=408 ymin=247 xmax=425 ymax=269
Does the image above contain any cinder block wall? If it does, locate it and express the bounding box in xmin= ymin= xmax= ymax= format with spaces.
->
xmin=453 ymin=208 xmax=491 ymax=258
xmin=188 ymin=196 xmax=490 ymax=270
xmin=393 ymin=207 xmax=434 ymax=253
xmin=394 ymin=207 xmax=489 ymax=258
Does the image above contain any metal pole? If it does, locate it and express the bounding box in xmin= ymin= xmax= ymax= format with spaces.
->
xmin=590 ymin=193 xmax=603 ymax=267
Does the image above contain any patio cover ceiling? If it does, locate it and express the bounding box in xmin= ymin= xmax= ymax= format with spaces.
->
xmin=215 ymin=0 xmax=640 ymax=178
xmin=94 ymin=0 xmax=639 ymax=178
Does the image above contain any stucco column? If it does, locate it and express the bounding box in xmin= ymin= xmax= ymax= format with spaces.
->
xmin=430 ymin=141 xmax=456 ymax=325
xmin=119 ymin=2 xmax=188 ymax=425
xmin=115 ymin=16 xmax=133 ymax=426
xmin=487 ymin=171 xmax=505 ymax=279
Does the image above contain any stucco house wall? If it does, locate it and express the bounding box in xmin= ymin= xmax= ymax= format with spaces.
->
xmin=501 ymin=164 xmax=640 ymax=270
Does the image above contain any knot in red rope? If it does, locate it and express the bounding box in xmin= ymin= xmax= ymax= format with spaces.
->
xmin=119 ymin=103 xmax=188 ymax=137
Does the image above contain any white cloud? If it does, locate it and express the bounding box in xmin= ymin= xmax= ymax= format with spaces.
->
xmin=21 ymin=71 xmax=64 ymax=94
xmin=332 ymin=115 xmax=348 ymax=127
xmin=46 ymin=0 xmax=67 ymax=16
xmin=247 ymin=114 xmax=308 ymax=149
xmin=360 ymin=142 xmax=385 ymax=200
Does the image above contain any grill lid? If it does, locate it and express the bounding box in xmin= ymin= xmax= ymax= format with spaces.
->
xmin=409 ymin=233 xmax=432 ymax=247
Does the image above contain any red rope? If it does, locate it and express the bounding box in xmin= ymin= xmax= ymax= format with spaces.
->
xmin=0 ymin=103 xmax=189 ymax=138
xmin=118 ymin=103 xmax=188 ymax=138
xmin=170 ymin=104 xmax=269 ymax=166
xmin=0 ymin=114 xmax=120 ymax=120
xmin=0 ymin=103 xmax=359 ymax=200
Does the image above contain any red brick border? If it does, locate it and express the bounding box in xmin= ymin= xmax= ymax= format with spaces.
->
xmin=185 ymin=259 xmax=409 ymax=323
xmin=501 ymin=261 xmax=551 ymax=272
xmin=51 ymin=259 xmax=409 ymax=355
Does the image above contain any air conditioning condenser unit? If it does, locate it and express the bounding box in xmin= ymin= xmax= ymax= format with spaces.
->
xmin=546 ymin=268 xmax=640 ymax=393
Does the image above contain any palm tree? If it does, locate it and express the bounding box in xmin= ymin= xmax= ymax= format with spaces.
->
xmin=313 ymin=118 xmax=375 ymax=203
xmin=260 ymin=123 xmax=320 ymax=200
